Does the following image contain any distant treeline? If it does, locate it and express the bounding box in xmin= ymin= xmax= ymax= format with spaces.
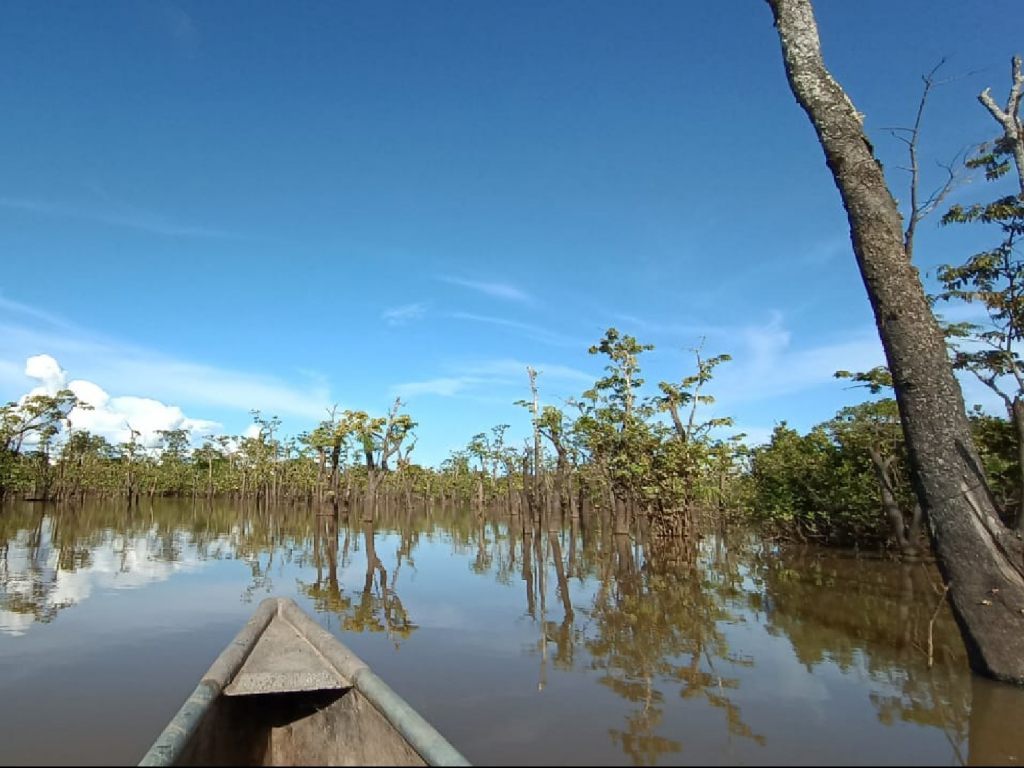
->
xmin=2 ymin=328 xmax=1020 ymax=556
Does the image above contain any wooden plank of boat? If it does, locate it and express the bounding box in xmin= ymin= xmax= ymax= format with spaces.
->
xmin=138 ymin=597 xmax=471 ymax=767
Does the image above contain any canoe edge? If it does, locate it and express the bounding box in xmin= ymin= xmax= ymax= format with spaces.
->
xmin=137 ymin=597 xmax=471 ymax=767
xmin=138 ymin=597 xmax=279 ymax=767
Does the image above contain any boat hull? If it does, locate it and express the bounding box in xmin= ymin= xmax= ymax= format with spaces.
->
xmin=139 ymin=597 xmax=469 ymax=767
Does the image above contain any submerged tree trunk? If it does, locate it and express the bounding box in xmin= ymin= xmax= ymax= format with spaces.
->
xmin=767 ymin=0 xmax=1024 ymax=683
xmin=868 ymin=447 xmax=921 ymax=558
xmin=527 ymin=366 xmax=543 ymax=517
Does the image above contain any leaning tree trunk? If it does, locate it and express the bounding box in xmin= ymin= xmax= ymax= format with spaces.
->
xmin=767 ymin=0 xmax=1024 ymax=683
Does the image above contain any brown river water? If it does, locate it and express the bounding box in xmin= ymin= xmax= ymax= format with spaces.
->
xmin=1 ymin=498 xmax=1022 ymax=766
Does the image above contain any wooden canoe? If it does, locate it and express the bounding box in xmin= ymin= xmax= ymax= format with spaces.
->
xmin=138 ymin=597 xmax=470 ymax=767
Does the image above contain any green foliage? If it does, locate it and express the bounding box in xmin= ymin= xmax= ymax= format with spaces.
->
xmin=749 ymin=422 xmax=890 ymax=546
xmin=0 ymin=389 xmax=84 ymax=495
xmin=586 ymin=327 xmax=655 ymax=425
xmin=751 ymin=359 xmax=931 ymax=550
xmin=969 ymin=407 xmax=1020 ymax=522
xmin=1 ymin=390 xmax=81 ymax=453
xmin=933 ymin=123 xmax=1024 ymax=525
xmin=574 ymin=329 xmax=744 ymax=525
xmin=834 ymin=366 xmax=894 ymax=395
xmin=935 ymin=130 xmax=1024 ymax=406
xmin=0 ymin=323 xmax=939 ymax=556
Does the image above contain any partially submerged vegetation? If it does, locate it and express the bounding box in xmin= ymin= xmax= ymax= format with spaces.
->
xmin=1 ymin=0 xmax=1022 ymax=683
xmin=767 ymin=0 xmax=1024 ymax=683
xmin=2 ymin=76 xmax=1023 ymax=555
xmin=1 ymin=321 xmax=1020 ymax=563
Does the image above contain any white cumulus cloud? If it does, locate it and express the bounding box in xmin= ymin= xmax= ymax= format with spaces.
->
xmin=19 ymin=354 xmax=220 ymax=449
xmin=0 ymin=296 xmax=335 ymax=421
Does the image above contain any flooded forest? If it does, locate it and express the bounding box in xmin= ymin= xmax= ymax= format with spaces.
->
xmin=3 ymin=1 xmax=1024 ymax=764
xmin=3 ymin=496 xmax=1024 ymax=765
xmin=3 ymin=322 xmax=1024 ymax=764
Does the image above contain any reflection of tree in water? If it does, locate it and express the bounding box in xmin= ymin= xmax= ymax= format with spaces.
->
xmin=968 ymin=675 xmax=1024 ymax=766
xmin=241 ymin=552 xmax=275 ymax=603
xmin=499 ymin=509 xmax=763 ymax=765
xmin=0 ymin=511 xmax=68 ymax=626
xmin=754 ymin=545 xmax=971 ymax=757
xmin=235 ymin=505 xmax=336 ymax=604
xmin=515 ymin=515 xmax=580 ymax=690
xmin=0 ymin=500 xmax=423 ymax=644
xmin=297 ymin=513 xmax=417 ymax=649
xmin=0 ymin=500 xmax=352 ymax=628
xmin=346 ymin=521 xmax=417 ymax=647
xmin=587 ymin=533 xmax=764 ymax=766
xmin=9 ymin=499 xmax=1021 ymax=764
xmin=240 ymin=509 xmax=283 ymax=603
xmin=1 ymin=503 xmax=216 ymax=626
xmin=0 ymin=546 xmax=72 ymax=627
xmin=300 ymin=512 xmax=352 ymax=617
xmin=490 ymin=518 xmax=516 ymax=588
xmin=544 ymin=530 xmax=576 ymax=671
xmin=472 ymin=515 xmax=492 ymax=576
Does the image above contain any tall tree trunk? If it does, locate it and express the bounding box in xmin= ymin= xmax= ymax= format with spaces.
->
xmin=527 ymin=366 xmax=543 ymax=517
xmin=767 ymin=0 xmax=1024 ymax=682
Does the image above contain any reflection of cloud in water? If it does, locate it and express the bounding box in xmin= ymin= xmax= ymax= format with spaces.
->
xmin=0 ymin=518 xmax=239 ymax=636
xmin=410 ymin=603 xmax=471 ymax=631
xmin=722 ymin=619 xmax=832 ymax=704
xmin=0 ymin=611 xmax=34 ymax=636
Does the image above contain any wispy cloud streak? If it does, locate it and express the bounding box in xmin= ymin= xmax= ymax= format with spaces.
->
xmin=458 ymin=358 xmax=595 ymax=384
xmin=150 ymin=0 xmax=200 ymax=49
xmin=382 ymin=302 xmax=428 ymax=326
xmin=439 ymin=276 xmax=532 ymax=303
xmin=0 ymin=293 xmax=79 ymax=333
xmin=392 ymin=377 xmax=482 ymax=398
xmin=447 ymin=312 xmax=582 ymax=347
xmin=391 ymin=357 xmax=595 ymax=401
xmin=0 ymin=195 xmax=236 ymax=239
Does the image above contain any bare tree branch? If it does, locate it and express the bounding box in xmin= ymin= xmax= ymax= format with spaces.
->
xmin=978 ymin=55 xmax=1024 ymax=195
xmin=880 ymin=59 xmax=972 ymax=260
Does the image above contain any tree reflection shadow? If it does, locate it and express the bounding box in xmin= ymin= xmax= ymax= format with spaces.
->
xmin=302 ymin=510 xmax=352 ymax=616
xmin=588 ymin=533 xmax=764 ymax=765
xmin=297 ymin=511 xmax=417 ymax=648
xmin=3 ymin=500 xmax=1024 ymax=764
xmin=506 ymin=511 xmax=763 ymax=765
xmin=754 ymin=546 xmax=973 ymax=761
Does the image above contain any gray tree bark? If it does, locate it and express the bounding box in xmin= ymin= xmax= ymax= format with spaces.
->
xmin=766 ymin=0 xmax=1024 ymax=683
xmin=978 ymin=55 xmax=1024 ymax=196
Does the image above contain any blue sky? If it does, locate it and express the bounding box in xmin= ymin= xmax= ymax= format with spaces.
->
xmin=1 ymin=0 xmax=1021 ymax=466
